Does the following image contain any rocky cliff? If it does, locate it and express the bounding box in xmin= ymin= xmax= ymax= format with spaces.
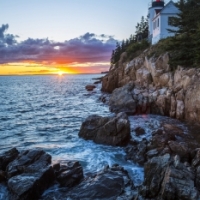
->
xmin=102 ymin=50 xmax=200 ymax=124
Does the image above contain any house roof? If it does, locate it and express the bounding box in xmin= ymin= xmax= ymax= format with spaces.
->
xmin=160 ymin=0 xmax=178 ymax=14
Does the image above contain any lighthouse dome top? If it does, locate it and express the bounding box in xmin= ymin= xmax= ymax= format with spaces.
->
xmin=151 ymin=0 xmax=164 ymax=7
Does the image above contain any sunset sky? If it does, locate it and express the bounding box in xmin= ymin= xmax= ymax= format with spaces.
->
xmin=0 ymin=0 xmax=159 ymax=75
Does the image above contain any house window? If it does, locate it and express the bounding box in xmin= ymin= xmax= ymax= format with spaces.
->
xmin=168 ymin=17 xmax=173 ymax=26
xmin=153 ymin=20 xmax=157 ymax=30
xmin=157 ymin=18 xmax=159 ymax=27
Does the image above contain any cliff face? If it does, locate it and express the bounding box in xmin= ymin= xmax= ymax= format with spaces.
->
xmin=102 ymin=51 xmax=200 ymax=124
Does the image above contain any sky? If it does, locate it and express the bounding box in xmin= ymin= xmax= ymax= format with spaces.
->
xmin=0 ymin=0 xmax=153 ymax=75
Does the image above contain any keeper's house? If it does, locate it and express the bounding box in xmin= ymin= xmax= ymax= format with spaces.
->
xmin=148 ymin=0 xmax=179 ymax=44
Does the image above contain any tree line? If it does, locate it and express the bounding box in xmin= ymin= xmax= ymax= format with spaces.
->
xmin=110 ymin=16 xmax=149 ymax=65
xmin=111 ymin=0 xmax=200 ymax=68
xmin=162 ymin=0 xmax=200 ymax=67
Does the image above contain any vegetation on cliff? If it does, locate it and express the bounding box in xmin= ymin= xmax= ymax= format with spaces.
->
xmin=110 ymin=16 xmax=149 ymax=65
xmin=111 ymin=0 xmax=200 ymax=68
xmin=166 ymin=0 xmax=200 ymax=68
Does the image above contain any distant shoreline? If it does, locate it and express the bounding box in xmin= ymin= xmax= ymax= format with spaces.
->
xmin=0 ymin=73 xmax=102 ymax=76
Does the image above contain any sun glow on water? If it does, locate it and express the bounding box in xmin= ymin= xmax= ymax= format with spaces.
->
xmin=57 ymin=71 xmax=69 ymax=76
xmin=58 ymin=71 xmax=64 ymax=76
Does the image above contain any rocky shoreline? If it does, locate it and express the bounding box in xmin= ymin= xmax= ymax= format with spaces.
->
xmin=101 ymin=52 xmax=200 ymax=123
xmin=1 ymin=114 xmax=200 ymax=199
xmin=0 ymin=147 xmax=134 ymax=200
xmin=99 ymin=51 xmax=200 ymax=199
xmin=1 ymin=51 xmax=200 ymax=199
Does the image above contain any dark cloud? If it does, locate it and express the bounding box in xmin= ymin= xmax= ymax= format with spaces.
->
xmin=0 ymin=24 xmax=118 ymax=65
xmin=0 ymin=24 xmax=18 ymax=47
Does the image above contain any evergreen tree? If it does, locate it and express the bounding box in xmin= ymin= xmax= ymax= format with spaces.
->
xmin=125 ymin=39 xmax=129 ymax=48
xmin=109 ymin=15 xmax=149 ymax=64
xmin=194 ymin=23 xmax=200 ymax=65
xmin=112 ymin=42 xmax=121 ymax=64
xmin=135 ymin=16 xmax=148 ymax=41
xmin=167 ymin=0 xmax=200 ymax=67
xmin=121 ymin=40 xmax=126 ymax=52
xmin=110 ymin=50 xmax=115 ymax=64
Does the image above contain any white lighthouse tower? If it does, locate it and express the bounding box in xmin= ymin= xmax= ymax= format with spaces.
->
xmin=148 ymin=0 xmax=179 ymax=44
xmin=148 ymin=0 xmax=165 ymax=43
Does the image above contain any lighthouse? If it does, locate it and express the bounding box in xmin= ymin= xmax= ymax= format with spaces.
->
xmin=148 ymin=0 xmax=165 ymax=43
xmin=148 ymin=0 xmax=179 ymax=44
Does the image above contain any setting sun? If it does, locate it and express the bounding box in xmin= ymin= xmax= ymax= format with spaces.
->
xmin=58 ymin=71 xmax=63 ymax=76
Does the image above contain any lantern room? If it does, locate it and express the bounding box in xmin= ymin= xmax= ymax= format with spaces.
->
xmin=152 ymin=0 xmax=165 ymax=7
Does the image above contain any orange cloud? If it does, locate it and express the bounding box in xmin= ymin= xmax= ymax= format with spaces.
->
xmin=0 ymin=25 xmax=117 ymax=75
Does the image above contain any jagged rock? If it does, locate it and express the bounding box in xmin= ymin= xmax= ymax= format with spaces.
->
xmin=6 ymin=149 xmax=55 ymax=200
xmin=6 ymin=149 xmax=52 ymax=178
xmin=41 ymin=165 xmax=135 ymax=200
xmin=162 ymin=123 xmax=184 ymax=136
xmin=170 ymin=94 xmax=176 ymax=117
xmin=125 ymin=139 xmax=148 ymax=165
xmin=168 ymin=141 xmax=189 ymax=161
xmin=79 ymin=112 xmax=130 ymax=146
xmin=68 ymin=165 xmax=133 ymax=200
xmin=0 ymin=148 xmax=19 ymax=171
xmin=148 ymin=129 xmax=175 ymax=150
xmin=109 ymin=83 xmax=136 ymax=114
xmin=101 ymin=51 xmax=200 ymax=123
xmin=138 ymin=154 xmax=200 ymax=200
xmin=185 ymin=83 xmax=200 ymax=123
xmin=99 ymin=94 xmax=109 ymax=104
xmin=195 ymin=166 xmax=200 ymax=192
xmin=142 ymin=154 xmax=171 ymax=198
xmin=101 ymin=70 xmax=119 ymax=93
xmin=160 ymin=159 xmax=199 ymax=200
xmin=85 ymin=84 xmax=96 ymax=91
xmin=8 ymin=166 xmax=54 ymax=200
xmin=135 ymin=127 xmax=145 ymax=136
xmin=192 ymin=149 xmax=200 ymax=167
xmin=0 ymin=148 xmax=86 ymax=200
xmin=136 ymin=67 xmax=152 ymax=85
xmin=54 ymin=161 xmax=83 ymax=187
xmin=146 ymin=149 xmax=159 ymax=159
xmin=156 ymin=95 xmax=168 ymax=115
xmin=176 ymin=100 xmax=185 ymax=120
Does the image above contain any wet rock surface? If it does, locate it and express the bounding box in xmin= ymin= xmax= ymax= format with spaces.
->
xmin=41 ymin=165 xmax=135 ymax=200
xmin=0 ymin=148 xmax=83 ymax=200
xmin=53 ymin=161 xmax=83 ymax=187
xmin=4 ymin=149 xmax=54 ymax=200
xmin=85 ymin=84 xmax=96 ymax=91
xmin=0 ymin=117 xmax=200 ymax=200
xmin=78 ymin=109 xmax=200 ymax=200
xmin=0 ymin=148 xmax=136 ymax=200
xmin=0 ymin=148 xmax=19 ymax=171
xmin=79 ymin=112 xmax=130 ymax=146
xmin=126 ymin=122 xmax=200 ymax=200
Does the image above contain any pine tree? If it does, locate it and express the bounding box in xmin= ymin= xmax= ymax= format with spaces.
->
xmin=125 ymin=39 xmax=129 ymax=48
xmin=110 ymin=50 xmax=115 ymax=64
xmin=121 ymin=40 xmax=126 ymax=52
xmin=135 ymin=16 xmax=149 ymax=41
xmin=111 ymin=42 xmax=122 ymax=64
xmin=167 ymin=0 xmax=200 ymax=67
xmin=194 ymin=23 xmax=200 ymax=65
xmin=109 ymin=15 xmax=150 ymax=65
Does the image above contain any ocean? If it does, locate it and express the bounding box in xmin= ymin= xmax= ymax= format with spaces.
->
xmin=0 ymin=74 xmax=190 ymax=189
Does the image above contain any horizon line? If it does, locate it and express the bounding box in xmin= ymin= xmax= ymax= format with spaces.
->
xmin=0 ymin=72 xmax=105 ymax=76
